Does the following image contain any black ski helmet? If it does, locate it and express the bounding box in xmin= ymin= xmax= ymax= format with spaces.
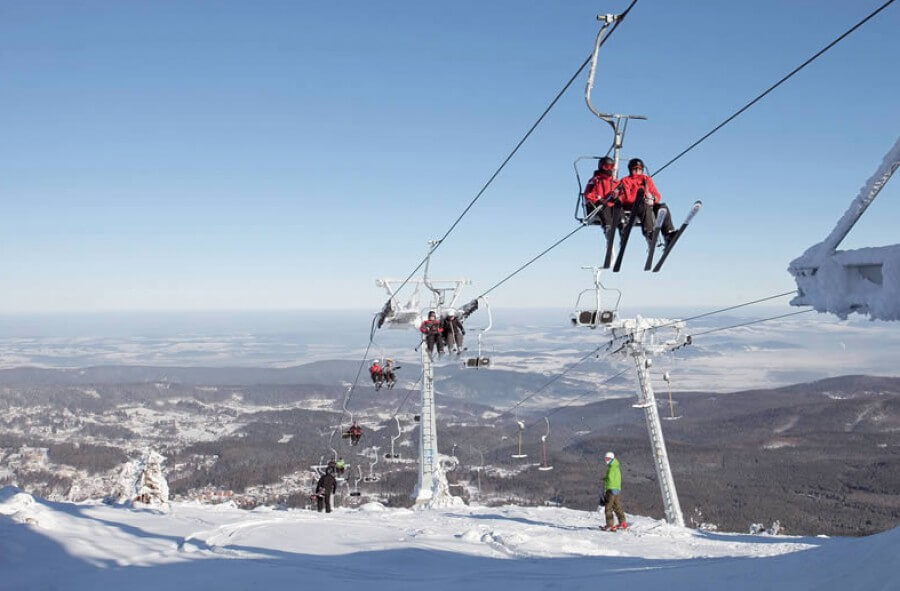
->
xmin=628 ymin=158 xmax=645 ymax=171
xmin=598 ymin=156 xmax=614 ymax=168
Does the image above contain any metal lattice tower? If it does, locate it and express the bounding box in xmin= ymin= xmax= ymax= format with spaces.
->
xmin=377 ymin=241 xmax=470 ymax=506
xmin=413 ymin=346 xmax=440 ymax=503
xmin=609 ymin=315 xmax=686 ymax=526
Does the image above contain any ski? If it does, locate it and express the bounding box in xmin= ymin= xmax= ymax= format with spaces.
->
xmin=612 ymin=201 xmax=642 ymax=272
xmin=652 ymin=200 xmax=702 ymax=273
xmin=602 ymin=202 xmax=621 ymax=269
xmin=644 ymin=207 xmax=668 ymax=271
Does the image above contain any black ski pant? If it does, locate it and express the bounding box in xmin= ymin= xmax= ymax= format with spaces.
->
xmin=425 ymin=333 xmax=444 ymax=355
xmin=444 ymin=327 xmax=464 ymax=353
xmin=317 ymin=494 xmax=332 ymax=513
xmin=601 ymin=202 xmax=675 ymax=240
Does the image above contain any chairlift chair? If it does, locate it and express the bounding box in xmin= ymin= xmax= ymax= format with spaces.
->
xmin=571 ymin=266 xmax=621 ymax=328
xmin=662 ymin=371 xmax=682 ymax=421
xmin=538 ymin=417 xmax=554 ymax=471
xmin=511 ymin=420 xmax=528 ymax=459
xmin=349 ymin=465 xmax=363 ymax=497
xmin=363 ymin=448 xmax=380 ymax=483
xmin=384 ymin=416 xmax=402 ymax=460
xmin=463 ymin=297 xmax=493 ymax=369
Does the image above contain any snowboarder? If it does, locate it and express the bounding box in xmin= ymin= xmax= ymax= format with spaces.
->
xmin=382 ymin=358 xmax=399 ymax=389
xmin=442 ymin=310 xmax=466 ymax=355
xmin=314 ymin=465 xmax=338 ymax=513
xmin=584 ymin=156 xmax=623 ymax=227
xmin=419 ymin=311 xmax=444 ymax=357
xmin=600 ymin=451 xmax=627 ymax=531
xmin=620 ymin=158 xmax=676 ymax=246
xmin=369 ymin=360 xmax=384 ymax=390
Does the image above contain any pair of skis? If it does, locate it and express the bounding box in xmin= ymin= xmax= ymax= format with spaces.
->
xmin=603 ymin=200 xmax=702 ymax=272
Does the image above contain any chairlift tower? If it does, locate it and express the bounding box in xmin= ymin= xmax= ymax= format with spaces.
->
xmin=376 ymin=240 xmax=471 ymax=505
xmin=607 ymin=315 xmax=687 ymax=526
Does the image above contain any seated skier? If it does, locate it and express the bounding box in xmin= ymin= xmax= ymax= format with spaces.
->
xmin=419 ymin=311 xmax=444 ymax=357
xmin=369 ymin=360 xmax=384 ymax=390
xmin=343 ymin=421 xmax=363 ymax=446
xmin=584 ymin=156 xmax=623 ymax=228
xmin=441 ymin=310 xmax=466 ymax=355
xmin=619 ymin=158 xmax=676 ymax=246
xmin=382 ymin=359 xmax=399 ymax=389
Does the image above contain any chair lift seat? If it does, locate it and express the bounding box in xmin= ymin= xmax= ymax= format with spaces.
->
xmin=465 ymin=357 xmax=491 ymax=368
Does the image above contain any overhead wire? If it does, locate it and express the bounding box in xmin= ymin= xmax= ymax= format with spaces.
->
xmin=653 ymin=0 xmax=896 ymax=177
xmin=469 ymin=0 xmax=896 ymax=304
xmin=687 ymin=308 xmax=815 ymax=339
xmin=338 ymin=0 xmax=892 ymax=466
xmin=606 ymin=288 xmax=800 ymax=347
xmin=342 ymin=1 xmax=641 ymax=415
xmin=389 ymin=0 xmax=641 ymax=298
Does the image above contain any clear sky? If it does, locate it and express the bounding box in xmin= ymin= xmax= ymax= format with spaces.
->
xmin=1 ymin=0 xmax=897 ymax=314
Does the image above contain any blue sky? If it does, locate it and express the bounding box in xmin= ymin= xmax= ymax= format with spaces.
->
xmin=1 ymin=0 xmax=898 ymax=313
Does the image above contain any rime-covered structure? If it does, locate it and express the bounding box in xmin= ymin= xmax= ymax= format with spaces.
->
xmin=789 ymin=138 xmax=900 ymax=321
xmin=111 ymin=449 xmax=169 ymax=506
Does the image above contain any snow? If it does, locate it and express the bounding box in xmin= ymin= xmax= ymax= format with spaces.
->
xmin=1 ymin=486 xmax=894 ymax=590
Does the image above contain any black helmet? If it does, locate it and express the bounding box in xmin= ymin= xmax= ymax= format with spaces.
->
xmin=598 ymin=156 xmax=614 ymax=167
xmin=628 ymin=158 xmax=645 ymax=171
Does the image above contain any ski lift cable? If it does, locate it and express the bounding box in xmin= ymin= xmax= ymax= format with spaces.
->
xmin=391 ymin=369 xmax=423 ymax=419
xmin=450 ymin=366 xmax=629 ymax=468
xmin=500 ymin=342 xmax=615 ymax=418
xmin=653 ymin=0 xmax=897 ymax=178
xmin=686 ymin=308 xmax=815 ymax=339
xmin=384 ymin=0 xmax=641 ymax=302
xmin=477 ymin=225 xmax=586 ymax=300
xmin=606 ymin=288 xmax=800 ymax=348
xmin=538 ymin=367 xmax=632 ymax=427
xmin=449 ymin=0 xmax=894 ymax=307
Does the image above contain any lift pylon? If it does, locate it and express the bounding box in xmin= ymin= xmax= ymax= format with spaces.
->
xmin=378 ymin=241 xmax=470 ymax=506
xmin=607 ymin=315 xmax=687 ymax=526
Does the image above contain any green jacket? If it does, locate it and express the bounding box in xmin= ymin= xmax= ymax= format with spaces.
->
xmin=603 ymin=458 xmax=621 ymax=491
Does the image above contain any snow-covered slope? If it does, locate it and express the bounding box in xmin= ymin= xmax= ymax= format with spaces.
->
xmin=1 ymin=486 xmax=895 ymax=590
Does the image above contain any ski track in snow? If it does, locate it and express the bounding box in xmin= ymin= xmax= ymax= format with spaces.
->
xmin=3 ymin=488 xmax=896 ymax=590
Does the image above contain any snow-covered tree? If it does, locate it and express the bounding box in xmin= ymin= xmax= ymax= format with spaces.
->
xmin=111 ymin=449 xmax=169 ymax=506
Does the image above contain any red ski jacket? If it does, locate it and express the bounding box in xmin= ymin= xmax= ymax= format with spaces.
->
xmin=419 ymin=319 xmax=442 ymax=335
xmin=370 ymin=363 xmax=382 ymax=376
xmin=620 ymin=173 xmax=661 ymax=207
xmin=584 ymin=173 xmax=621 ymax=205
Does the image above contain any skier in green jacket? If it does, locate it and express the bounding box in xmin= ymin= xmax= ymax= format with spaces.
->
xmin=601 ymin=451 xmax=627 ymax=531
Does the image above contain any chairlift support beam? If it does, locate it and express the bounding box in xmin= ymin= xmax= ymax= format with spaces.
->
xmin=584 ymin=13 xmax=647 ymax=179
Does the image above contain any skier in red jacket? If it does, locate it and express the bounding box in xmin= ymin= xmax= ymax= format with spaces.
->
xmin=584 ymin=157 xmax=622 ymax=225
xmin=619 ymin=158 xmax=676 ymax=245
xmin=369 ymin=360 xmax=384 ymax=390
xmin=419 ymin=311 xmax=444 ymax=357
